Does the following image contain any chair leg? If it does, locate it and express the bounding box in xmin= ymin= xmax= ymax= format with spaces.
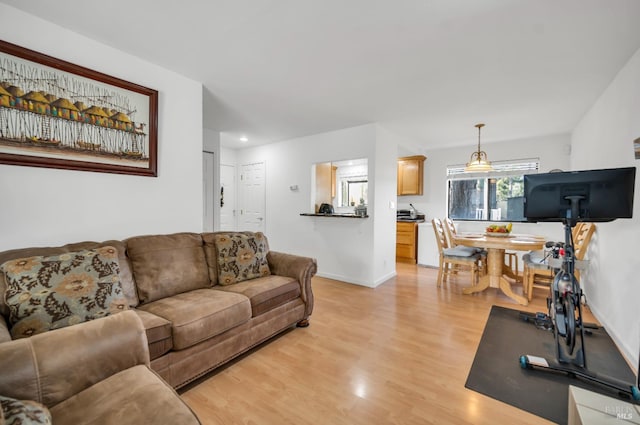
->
xmin=525 ymin=266 xmax=534 ymax=302
xmin=506 ymin=252 xmax=519 ymax=279
xmin=437 ymin=257 xmax=444 ymax=288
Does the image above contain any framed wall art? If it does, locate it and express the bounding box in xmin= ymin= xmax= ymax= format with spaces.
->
xmin=0 ymin=40 xmax=158 ymax=176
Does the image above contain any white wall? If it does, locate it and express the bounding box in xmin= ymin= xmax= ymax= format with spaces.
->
xmin=220 ymin=147 xmax=238 ymax=166
xmin=571 ymin=46 xmax=640 ymax=368
xmin=373 ymin=126 xmax=400 ymax=285
xmin=0 ymin=5 xmax=203 ymax=250
xmin=235 ymin=124 xmax=398 ymax=287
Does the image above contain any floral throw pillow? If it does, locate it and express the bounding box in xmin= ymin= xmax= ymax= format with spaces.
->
xmin=1 ymin=246 xmax=128 ymax=339
xmin=214 ymin=233 xmax=271 ymax=285
xmin=0 ymin=395 xmax=52 ymax=425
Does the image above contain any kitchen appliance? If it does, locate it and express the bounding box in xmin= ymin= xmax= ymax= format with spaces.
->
xmin=409 ymin=203 xmax=419 ymax=218
xmin=354 ymin=204 xmax=367 ymax=216
xmin=397 ymin=209 xmax=425 ymax=221
xmin=318 ymin=203 xmax=334 ymax=214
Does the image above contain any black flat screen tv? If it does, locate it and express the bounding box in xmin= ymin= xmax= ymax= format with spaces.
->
xmin=523 ymin=167 xmax=636 ymax=222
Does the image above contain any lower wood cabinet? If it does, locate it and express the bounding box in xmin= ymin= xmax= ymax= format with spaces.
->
xmin=396 ymin=221 xmax=418 ymax=263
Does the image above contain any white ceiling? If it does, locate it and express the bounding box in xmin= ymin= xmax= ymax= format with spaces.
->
xmin=4 ymin=0 xmax=640 ymax=150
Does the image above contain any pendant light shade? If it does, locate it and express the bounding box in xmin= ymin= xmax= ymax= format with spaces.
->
xmin=464 ymin=123 xmax=493 ymax=172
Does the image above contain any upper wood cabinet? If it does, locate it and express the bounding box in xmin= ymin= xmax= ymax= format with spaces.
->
xmin=397 ymin=155 xmax=426 ymax=196
xmin=315 ymin=162 xmax=338 ymax=210
xmin=331 ymin=165 xmax=337 ymax=198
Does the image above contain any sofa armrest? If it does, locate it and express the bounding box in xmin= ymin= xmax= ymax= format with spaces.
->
xmin=0 ymin=310 xmax=149 ymax=408
xmin=267 ymin=251 xmax=317 ymax=318
xmin=0 ymin=314 xmax=10 ymax=343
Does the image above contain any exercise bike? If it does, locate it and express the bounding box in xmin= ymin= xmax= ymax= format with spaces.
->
xmin=519 ymin=195 xmax=640 ymax=401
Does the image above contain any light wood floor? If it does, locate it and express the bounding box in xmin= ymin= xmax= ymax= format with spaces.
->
xmin=181 ymin=263 xmax=597 ymax=425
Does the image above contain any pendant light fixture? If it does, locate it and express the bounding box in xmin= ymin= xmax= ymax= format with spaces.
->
xmin=464 ymin=123 xmax=493 ymax=172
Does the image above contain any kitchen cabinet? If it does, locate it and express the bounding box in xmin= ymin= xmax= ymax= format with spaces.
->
xmin=331 ymin=164 xmax=337 ymax=198
xmin=396 ymin=221 xmax=418 ymax=264
xmin=397 ymin=155 xmax=426 ymax=196
xmin=315 ymin=163 xmax=337 ymax=210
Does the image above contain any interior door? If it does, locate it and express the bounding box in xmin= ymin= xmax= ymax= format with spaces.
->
xmin=219 ymin=163 xmax=236 ymax=231
xmin=239 ymin=162 xmax=265 ymax=232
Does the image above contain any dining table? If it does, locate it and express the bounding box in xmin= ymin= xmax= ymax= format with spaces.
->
xmin=452 ymin=232 xmax=545 ymax=305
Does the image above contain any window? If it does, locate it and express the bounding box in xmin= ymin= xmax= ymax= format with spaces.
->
xmin=313 ymin=158 xmax=368 ymax=213
xmin=446 ymin=159 xmax=539 ymax=221
xmin=341 ymin=179 xmax=368 ymax=206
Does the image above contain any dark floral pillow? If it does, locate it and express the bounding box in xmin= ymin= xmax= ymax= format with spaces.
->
xmin=214 ymin=233 xmax=271 ymax=285
xmin=1 ymin=246 xmax=128 ymax=339
xmin=0 ymin=394 xmax=52 ymax=425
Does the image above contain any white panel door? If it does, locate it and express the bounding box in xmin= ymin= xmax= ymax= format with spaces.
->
xmin=219 ymin=164 xmax=236 ymax=231
xmin=239 ymin=162 xmax=265 ymax=232
xmin=202 ymin=152 xmax=215 ymax=232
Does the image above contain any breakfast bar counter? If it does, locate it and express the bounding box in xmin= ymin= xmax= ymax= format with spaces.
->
xmin=300 ymin=213 xmax=368 ymax=218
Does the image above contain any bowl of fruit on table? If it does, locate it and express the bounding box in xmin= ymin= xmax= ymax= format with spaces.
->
xmin=485 ymin=223 xmax=513 ymax=237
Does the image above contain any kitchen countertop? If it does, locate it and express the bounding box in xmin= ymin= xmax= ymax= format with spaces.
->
xmin=300 ymin=213 xmax=369 ymax=218
xmin=397 ymin=218 xmax=425 ymax=223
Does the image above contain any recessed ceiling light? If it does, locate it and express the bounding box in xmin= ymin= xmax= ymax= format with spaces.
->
xmin=240 ymin=136 xmax=248 ymax=142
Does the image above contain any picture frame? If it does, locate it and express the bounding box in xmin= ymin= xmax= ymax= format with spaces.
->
xmin=0 ymin=40 xmax=158 ymax=177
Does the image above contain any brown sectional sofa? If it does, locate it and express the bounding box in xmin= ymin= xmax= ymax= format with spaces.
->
xmin=0 ymin=231 xmax=317 ymax=390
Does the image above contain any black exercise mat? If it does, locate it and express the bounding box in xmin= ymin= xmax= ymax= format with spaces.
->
xmin=465 ymin=305 xmax=637 ymax=424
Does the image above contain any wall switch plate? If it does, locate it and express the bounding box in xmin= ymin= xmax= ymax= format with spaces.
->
xmin=389 ymin=201 xmax=395 ymax=209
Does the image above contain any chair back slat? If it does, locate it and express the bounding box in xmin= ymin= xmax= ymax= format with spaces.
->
xmin=444 ymin=218 xmax=457 ymax=248
xmin=573 ymin=222 xmax=596 ymax=260
xmin=432 ymin=218 xmax=449 ymax=252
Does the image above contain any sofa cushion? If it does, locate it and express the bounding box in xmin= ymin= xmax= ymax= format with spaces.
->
xmin=126 ymin=233 xmax=210 ymax=303
xmin=62 ymin=241 xmax=138 ymax=308
xmin=133 ymin=310 xmax=173 ymax=360
xmin=0 ymin=240 xmax=138 ymax=318
xmin=213 ymin=233 xmax=271 ymax=285
xmin=137 ymin=288 xmax=251 ymax=350
xmin=1 ymin=247 xmax=128 ymax=339
xmin=214 ymin=275 xmax=300 ymax=317
xmin=49 ymin=365 xmax=200 ymax=425
xmin=0 ymin=394 xmax=52 ymax=425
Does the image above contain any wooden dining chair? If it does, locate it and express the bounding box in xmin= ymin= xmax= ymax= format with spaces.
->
xmin=432 ymin=218 xmax=481 ymax=288
xmin=522 ymin=222 xmax=596 ymax=301
xmin=443 ymin=217 xmax=487 ymax=275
